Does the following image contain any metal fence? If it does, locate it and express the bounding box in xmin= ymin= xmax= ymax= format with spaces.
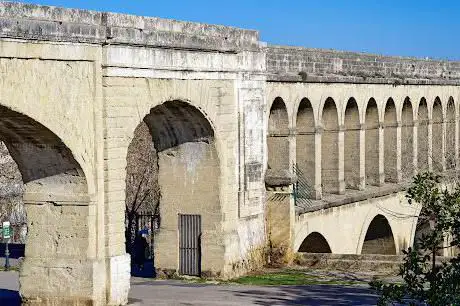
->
xmin=135 ymin=210 xmax=159 ymax=259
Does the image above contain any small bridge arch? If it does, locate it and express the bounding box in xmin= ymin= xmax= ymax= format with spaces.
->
xmin=298 ymin=232 xmax=332 ymax=253
xmin=359 ymin=214 xmax=397 ymax=255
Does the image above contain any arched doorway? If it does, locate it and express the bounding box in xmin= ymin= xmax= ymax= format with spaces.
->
xmin=298 ymin=232 xmax=332 ymax=253
xmin=295 ymin=98 xmax=315 ymax=199
xmin=384 ymin=98 xmax=398 ymax=182
xmin=365 ymin=98 xmax=379 ymax=186
xmin=361 ymin=215 xmax=396 ymax=255
xmin=401 ymin=97 xmax=414 ymax=181
xmin=344 ymin=98 xmax=360 ymax=189
xmin=0 ymin=106 xmax=92 ymax=303
xmin=321 ymin=98 xmax=340 ymax=194
xmin=432 ymin=97 xmax=443 ymax=173
xmin=126 ymin=100 xmax=222 ymax=277
xmin=446 ymin=97 xmax=456 ymax=170
xmin=267 ymin=97 xmax=290 ymax=176
xmin=418 ymin=98 xmax=429 ymax=172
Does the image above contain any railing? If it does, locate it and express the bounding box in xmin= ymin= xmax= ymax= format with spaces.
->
xmin=293 ymin=164 xmax=314 ymax=210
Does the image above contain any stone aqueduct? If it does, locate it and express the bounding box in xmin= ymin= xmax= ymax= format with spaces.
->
xmin=0 ymin=1 xmax=459 ymax=305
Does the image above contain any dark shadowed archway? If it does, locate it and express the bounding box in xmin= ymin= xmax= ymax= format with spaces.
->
xmin=361 ymin=215 xmax=396 ymax=255
xmin=298 ymin=232 xmax=332 ymax=253
xmin=127 ymin=100 xmax=222 ymax=277
xmin=0 ymin=105 xmax=91 ymax=303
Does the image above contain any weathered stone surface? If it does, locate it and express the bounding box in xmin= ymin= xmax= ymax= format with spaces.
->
xmin=267 ymin=45 xmax=460 ymax=85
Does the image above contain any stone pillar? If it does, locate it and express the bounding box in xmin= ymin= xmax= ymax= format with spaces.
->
xmin=266 ymin=188 xmax=295 ymax=257
xmin=428 ymin=120 xmax=433 ymax=171
xmin=359 ymin=124 xmax=366 ymax=190
xmin=20 ymin=182 xmax=106 ymax=306
xmin=378 ymin=123 xmax=385 ymax=186
xmin=338 ymin=125 xmax=346 ymax=195
xmin=314 ymin=128 xmax=322 ymax=199
xmin=396 ymin=122 xmax=403 ymax=183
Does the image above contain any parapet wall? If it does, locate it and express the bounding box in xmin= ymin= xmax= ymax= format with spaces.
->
xmin=267 ymin=45 xmax=460 ymax=85
xmin=0 ymin=1 xmax=260 ymax=52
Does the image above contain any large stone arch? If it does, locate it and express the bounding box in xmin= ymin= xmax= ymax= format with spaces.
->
xmin=365 ymin=98 xmax=380 ymax=186
xmin=126 ymin=100 xmax=223 ymax=276
xmin=446 ymin=97 xmax=456 ymax=170
xmin=321 ymin=97 xmax=340 ymax=194
xmin=431 ymin=97 xmax=444 ymax=172
xmin=360 ymin=215 xmax=396 ymax=255
xmin=295 ymin=98 xmax=315 ymax=198
xmin=418 ymin=98 xmax=429 ymax=172
xmin=401 ymin=97 xmax=414 ymax=181
xmin=344 ymin=98 xmax=360 ymax=190
xmin=298 ymin=232 xmax=332 ymax=253
xmin=268 ymin=97 xmax=290 ymax=174
xmin=0 ymin=105 xmax=98 ymax=304
xmin=384 ymin=98 xmax=398 ymax=183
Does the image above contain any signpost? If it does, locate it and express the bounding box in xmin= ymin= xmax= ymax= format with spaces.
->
xmin=2 ymin=221 xmax=10 ymax=271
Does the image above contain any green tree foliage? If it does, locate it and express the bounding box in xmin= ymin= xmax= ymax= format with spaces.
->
xmin=370 ymin=172 xmax=460 ymax=305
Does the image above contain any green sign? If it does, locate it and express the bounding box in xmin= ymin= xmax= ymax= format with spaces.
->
xmin=2 ymin=221 xmax=10 ymax=239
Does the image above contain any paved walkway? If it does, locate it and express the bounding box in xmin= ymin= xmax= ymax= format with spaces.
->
xmin=0 ymin=271 xmax=381 ymax=305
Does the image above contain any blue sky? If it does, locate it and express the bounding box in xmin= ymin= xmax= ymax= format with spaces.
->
xmin=20 ymin=0 xmax=460 ymax=60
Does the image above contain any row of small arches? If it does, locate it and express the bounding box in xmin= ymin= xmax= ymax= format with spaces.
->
xmin=269 ymin=96 xmax=456 ymax=134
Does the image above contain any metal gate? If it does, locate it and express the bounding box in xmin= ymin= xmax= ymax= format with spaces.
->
xmin=179 ymin=214 xmax=201 ymax=276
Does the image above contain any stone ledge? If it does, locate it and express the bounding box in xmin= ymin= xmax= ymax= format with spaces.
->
xmin=0 ymin=1 xmax=261 ymax=52
xmin=267 ymin=44 xmax=460 ymax=85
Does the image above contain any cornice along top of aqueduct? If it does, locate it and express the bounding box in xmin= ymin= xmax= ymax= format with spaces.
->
xmin=0 ymin=1 xmax=261 ymax=52
xmin=1 ymin=1 xmax=460 ymax=85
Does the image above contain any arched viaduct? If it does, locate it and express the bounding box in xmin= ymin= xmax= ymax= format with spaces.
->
xmin=0 ymin=2 xmax=459 ymax=305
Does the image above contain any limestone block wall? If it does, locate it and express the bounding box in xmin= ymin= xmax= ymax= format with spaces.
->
xmin=0 ymin=38 xmax=106 ymax=304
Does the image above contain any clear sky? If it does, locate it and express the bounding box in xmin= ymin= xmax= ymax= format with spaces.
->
xmin=19 ymin=0 xmax=460 ymax=60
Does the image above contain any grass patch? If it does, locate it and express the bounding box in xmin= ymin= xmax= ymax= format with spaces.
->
xmin=229 ymin=270 xmax=364 ymax=286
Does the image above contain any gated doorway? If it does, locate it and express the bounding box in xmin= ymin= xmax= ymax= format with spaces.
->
xmin=179 ymin=214 xmax=202 ymax=276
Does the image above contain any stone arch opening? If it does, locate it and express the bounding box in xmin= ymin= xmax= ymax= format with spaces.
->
xmin=361 ymin=215 xmax=396 ymax=255
xmin=268 ymin=97 xmax=290 ymax=176
xmin=384 ymin=98 xmax=398 ymax=183
xmin=126 ymin=100 xmax=222 ymax=276
xmin=295 ymin=98 xmax=315 ymax=198
xmin=446 ymin=97 xmax=456 ymax=170
xmin=365 ymin=98 xmax=379 ymax=186
xmin=401 ymin=97 xmax=414 ymax=181
xmin=432 ymin=97 xmax=444 ymax=173
xmin=418 ymin=98 xmax=429 ymax=172
xmin=321 ymin=98 xmax=340 ymax=194
xmin=298 ymin=232 xmax=332 ymax=253
xmin=0 ymin=105 xmax=91 ymax=303
xmin=344 ymin=98 xmax=361 ymax=190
